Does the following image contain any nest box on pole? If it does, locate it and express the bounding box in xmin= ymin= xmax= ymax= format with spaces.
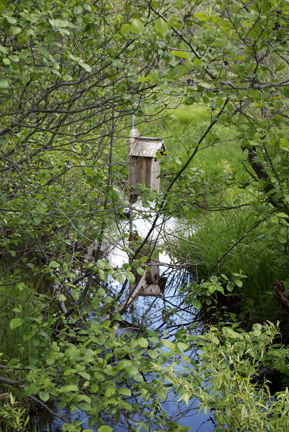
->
xmin=128 ymin=128 xmax=166 ymax=203
xmin=125 ymin=128 xmax=167 ymax=301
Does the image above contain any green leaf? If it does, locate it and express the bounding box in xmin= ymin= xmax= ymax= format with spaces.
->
xmin=178 ymin=342 xmax=188 ymax=351
xmin=10 ymin=27 xmax=21 ymax=36
xmin=39 ymin=47 xmax=51 ymax=58
xmin=33 ymin=216 xmax=41 ymax=224
xmin=252 ymin=323 xmax=262 ymax=331
xmin=0 ymin=79 xmax=8 ymax=89
xmin=191 ymin=299 xmax=201 ymax=310
xmin=209 ymin=285 xmax=215 ymax=294
xmin=78 ymin=403 xmax=91 ymax=412
xmin=118 ymin=388 xmax=131 ymax=396
xmin=155 ymin=18 xmax=168 ymax=35
xmin=63 ymin=369 xmax=76 ymax=376
xmin=49 ymin=261 xmax=58 ymax=268
xmin=147 ymin=349 xmax=158 ymax=359
xmin=127 ymin=366 xmax=138 ymax=376
xmin=98 ymin=427 xmax=113 ymax=432
xmin=91 ymin=384 xmax=98 ymax=392
xmin=126 ymin=272 xmax=135 ymax=284
xmin=60 ymin=385 xmax=78 ymax=392
xmin=121 ymin=24 xmax=130 ymax=37
xmin=276 ymin=65 xmax=286 ymax=72
xmin=74 ymin=5 xmax=83 ymax=14
xmin=148 ymin=70 xmax=159 ymax=83
xmin=39 ymin=391 xmax=50 ymax=402
xmin=280 ymin=138 xmax=289 ymax=147
xmin=278 ymin=235 xmax=287 ymax=244
xmin=105 ymin=386 xmax=115 ymax=397
xmin=49 ymin=19 xmax=68 ymax=28
xmin=9 ymin=54 xmax=19 ymax=62
xmin=71 ymin=291 xmax=79 ymax=301
xmin=80 ymin=62 xmax=91 ymax=73
xmin=94 ymin=372 xmax=105 ymax=382
xmin=138 ymin=337 xmax=148 ymax=347
xmin=10 ymin=318 xmax=24 ymax=330
xmin=23 ymin=333 xmax=34 ymax=342
xmin=176 ymin=156 xmax=182 ymax=165
xmin=193 ymin=58 xmax=203 ymax=67
xmin=9 ymin=55 xmax=19 ymax=63
xmin=116 ymin=274 xmax=124 ymax=283
xmin=44 ymin=32 xmax=54 ymax=43
xmin=119 ymin=401 xmax=133 ymax=410
xmin=137 ymin=267 xmax=144 ymax=275
xmin=57 ymin=294 xmax=66 ymax=301
xmin=227 ymin=283 xmax=234 ymax=292
xmin=130 ymin=19 xmax=144 ymax=34
xmin=157 ymin=388 xmax=167 ymax=401
xmin=194 ymin=12 xmax=208 ymax=21
xmin=91 ymin=298 xmax=99 ymax=307
xmin=162 ymin=339 xmax=173 ymax=349
xmin=216 ymin=97 xmax=223 ymax=106
xmin=167 ymin=16 xmax=182 ymax=29
xmin=117 ymin=360 xmax=132 ymax=370
xmin=6 ymin=16 xmax=17 ymax=24
xmin=0 ymin=46 xmax=8 ymax=54
xmin=235 ymin=279 xmax=243 ymax=288
xmin=171 ymin=50 xmax=188 ymax=59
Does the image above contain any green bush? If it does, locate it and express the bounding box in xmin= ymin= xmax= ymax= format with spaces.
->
xmin=0 ymin=393 xmax=30 ymax=432
xmin=160 ymin=321 xmax=289 ymax=432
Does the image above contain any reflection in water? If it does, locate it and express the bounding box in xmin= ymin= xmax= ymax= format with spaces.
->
xmin=31 ymin=275 xmax=214 ymax=432
xmin=31 ymin=207 xmax=215 ymax=431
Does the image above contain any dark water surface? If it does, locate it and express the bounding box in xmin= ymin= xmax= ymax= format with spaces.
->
xmin=31 ymin=268 xmax=215 ymax=432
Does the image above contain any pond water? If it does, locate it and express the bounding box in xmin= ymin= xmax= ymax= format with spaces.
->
xmin=31 ymin=279 xmax=215 ymax=432
xmin=31 ymin=205 xmax=216 ymax=431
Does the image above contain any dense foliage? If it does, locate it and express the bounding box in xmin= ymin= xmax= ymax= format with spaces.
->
xmin=1 ymin=0 xmax=289 ymax=431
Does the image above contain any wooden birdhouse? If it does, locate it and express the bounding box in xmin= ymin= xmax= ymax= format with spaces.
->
xmin=128 ymin=129 xmax=166 ymax=203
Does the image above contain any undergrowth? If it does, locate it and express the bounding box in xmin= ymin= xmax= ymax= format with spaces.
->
xmin=172 ymin=209 xmax=287 ymax=302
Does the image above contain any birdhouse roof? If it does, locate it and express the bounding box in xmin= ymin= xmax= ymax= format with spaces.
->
xmin=129 ymin=136 xmax=166 ymax=158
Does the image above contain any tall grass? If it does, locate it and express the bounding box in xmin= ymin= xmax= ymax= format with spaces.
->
xmin=0 ymin=392 xmax=43 ymax=432
xmin=146 ymin=104 xmax=243 ymax=178
xmin=115 ymin=102 xmax=243 ymax=179
xmin=173 ymin=209 xmax=285 ymax=300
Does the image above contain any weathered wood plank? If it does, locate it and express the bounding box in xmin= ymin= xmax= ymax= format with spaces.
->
xmin=129 ymin=138 xmax=166 ymax=157
xmin=145 ymin=157 xmax=151 ymax=186
xmin=151 ymin=159 xmax=160 ymax=192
